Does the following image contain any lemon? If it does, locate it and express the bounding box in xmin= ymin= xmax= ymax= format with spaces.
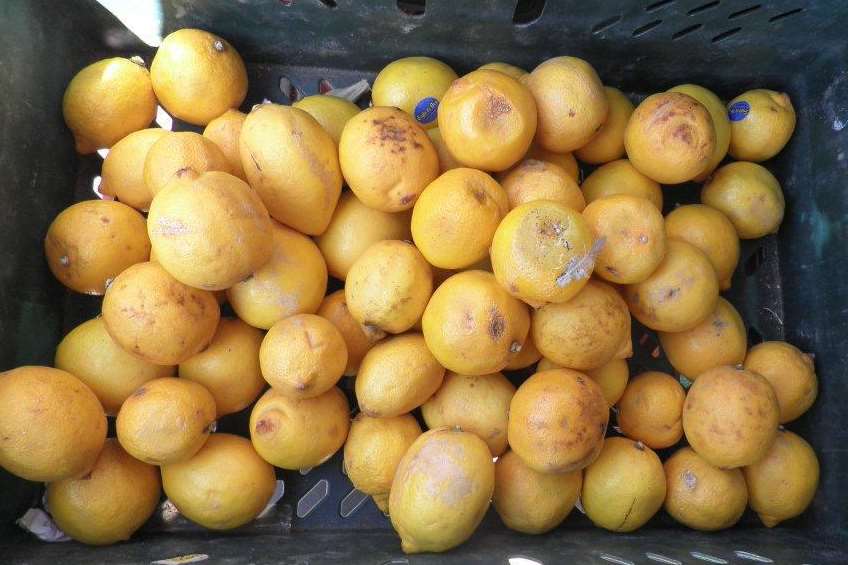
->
xmin=478 ymin=62 xmax=528 ymax=81
xmin=202 ymin=109 xmax=247 ymax=179
xmin=372 ymin=56 xmax=458 ymax=129
xmin=100 ymin=128 xmax=168 ymax=210
xmin=617 ymin=371 xmax=685 ymax=449
xmin=144 ymin=131 xmax=233 ymax=196
xmin=701 ymin=161 xmax=785 ymax=239
xmin=669 ymin=84 xmax=731 ymax=180
xmin=499 ymin=159 xmax=585 ymax=211
xmin=536 ymin=357 xmax=629 ymax=406
xmin=426 ymin=127 xmax=463 ymax=173
xmin=63 ymin=57 xmax=156 ymax=153
xmin=293 ymin=94 xmax=360 ymax=145
xmin=665 ymin=204 xmax=740 ymax=289
xmin=581 ymin=159 xmax=662 ymax=211
xmin=317 ymin=290 xmax=386 ymax=376
xmin=150 ymin=29 xmax=248 ymax=126
xmin=523 ymin=144 xmax=580 ymax=183
xmin=744 ymin=341 xmax=818 ymax=423
xmin=575 ymin=87 xmax=634 ymax=164
xmin=727 ymin=89 xmax=796 ymax=161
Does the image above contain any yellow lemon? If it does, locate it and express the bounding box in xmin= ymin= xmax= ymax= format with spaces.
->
xmin=293 ymin=94 xmax=360 ymax=145
xmin=144 ymin=131 xmax=233 ymax=196
xmin=478 ymin=62 xmax=528 ymax=81
xmin=317 ymin=290 xmax=386 ymax=376
xmin=727 ymin=89 xmax=796 ymax=161
xmin=575 ymin=87 xmax=634 ymax=164
xmin=665 ymin=204 xmax=740 ymax=289
xmin=617 ymin=371 xmax=685 ymax=449
xmin=669 ymin=84 xmax=731 ymax=180
xmin=582 ymin=159 xmax=663 ymax=211
xmin=701 ymin=161 xmax=785 ymax=239
xmin=499 ymin=159 xmax=585 ymax=211
xmin=100 ymin=128 xmax=168 ymax=210
xmin=202 ymin=109 xmax=247 ymax=179
xmin=372 ymin=56 xmax=458 ymax=129
xmin=744 ymin=341 xmax=818 ymax=424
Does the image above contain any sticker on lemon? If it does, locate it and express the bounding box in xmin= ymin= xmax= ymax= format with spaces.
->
xmin=372 ymin=56 xmax=458 ymax=129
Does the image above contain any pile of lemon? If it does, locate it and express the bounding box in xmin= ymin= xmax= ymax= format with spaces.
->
xmin=0 ymin=28 xmax=819 ymax=553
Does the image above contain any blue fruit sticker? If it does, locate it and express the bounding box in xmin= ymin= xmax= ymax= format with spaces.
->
xmin=728 ymin=101 xmax=751 ymax=122
xmin=414 ymin=97 xmax=439 ymax=125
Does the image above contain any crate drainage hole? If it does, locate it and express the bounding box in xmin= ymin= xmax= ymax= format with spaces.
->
xmin=317 ymin=0 xmax=337 ymax=8
xmin=769 ymin=8 xmax=802 ymax=22
xmin=297 ymin=479 xmax=329 ymax=518
xmin=592 ymin=15 xmax=621 ymax=34
xmin=728 ymin=5 xmax=761 ymax=19
xmin=712 ymin=27 xmax=742 ymax=42
xmin=633 ymin=20 xmax=662 ymax=37
xmin=513 ymin=0 xmax=545 ymax=25
xmin=600 ymin=554 xmax=634 ymax=565
xmin=672 ymin=23 xmax=702 ymax=39
xmin=745 ymin=245 xmax=766 ymax=276
xmin=339 ymin=488 xmax=369 ymax=518
xmin=735 ymin=550 xmax=774 ymax=563
xmin=688 ymin=1 xmax=720 ymax=16
xmin=646 ymin=553 xmax=682 ymax=565
xmin=646 ymin=0 xmax=675 ymax=12
xmin=690 ymin=552 xmax=728 ymax=564
xmin=397 ymin=0 xmax=425 ymax=16
xmin=509 ymin=558 xmax=543 ymax=565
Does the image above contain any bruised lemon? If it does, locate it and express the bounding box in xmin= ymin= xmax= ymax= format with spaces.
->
xmin=701 ymin=161 xmax=785 ymax=239
xmin=728 ymin=89 xmax=796 ymax=162
xmin=582 ymin=194 xmax=667 ymax=284
xmin=371 ymin=56 xmax=458 ymax=129
xmin=438 ymin=69 xmax=538 ymax=171
xmin=624 ymin=240 xmax=719 ymax=333
xmin=624 ymin=91 xmax=716 ymax=184
xmin=293 ymin=94 xmax=360 ymax=144
xmin=411 ymin=168 xmax=508 ymax=269
xmin=665 ymin=204 xmax=740 ymax=290
xmin=102 ymin=262 xmax=220 ymax=365
xmin=345 ymin=240 xmax=433 ymax=334
xmin=63 ymin=57 xmax=156 ymax=153
xmin=100 ymin=128 xmax=168 ymax=210
xmin=240 ymin=103 xmax=342 ymax=235
xmin=46 ymin=439 xmax=160 ymax=545
xmin=179 ymin=318 xmax=265 ymax=417
xmin=250 ymin=386 xmax=349 ymax=470
xmin=150 ymin=29 xmax=248 ymax=126
xmin=499 ymin=159 xmax=585 ymax=211
xmin=617 ymin=371 xmax=685 ymax=449
xmin=144 ymin=131 xmax=233 ymax=196
xmin=147 ymin=170 xmax=273 ymax=290
xmin=317 ymin=290 xmax=386 ymax=376
xmin=533 ymin=279 xmax=631 ymax=371
xmin=744 ymin=341 xmax=818 ymax=424
xmin=339 ymin=106 xmax=439 ymax=212
xmin=575 ymin=87 xmax=634 ymax=164
xmin=422 ymin=270 xmax=530 ymax=375
xmin=317 ymin=191 xmax=411 ymax=280
xmin=202 ymin=109 xmax=247 ymax=179
xmin=45 ymin=200 xmax=150 ymax=295
xmin=227 ymin=222 xmax=327 ymax=330
xmin=491 ymin=200 xmax=596 ymax=307
xmin=582 ymin=159 xmax=662 ymax=211
xmin=526 ymin=56 xmax=608 ymax=153
xmin=658 ymin=297 xmax=747 ymax=380
xmin=260 ymin=314 xmax=347 ymax=399
xmin=508 ymin=368 xmax=608 ymax=473
xmin=56 ymin=317 xmax=173 ymax=415
xmin=669 ymin=84 xmax=731 ymax=180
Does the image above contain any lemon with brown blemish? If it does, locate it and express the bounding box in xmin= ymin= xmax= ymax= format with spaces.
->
xmin=504 ymin=325 xmax=541 ymax=370
xmin=150 ymin=29 xmax=248 ymax=126
xmin=508 ymin=368 xmax=609 ymax=473
xmin=355 ymin=333 xmax=445 ymax=418
xmin=582 ymin=437 xmax=667 ymax=532
xmin=658 ymin=297 xmax=747 ymax=380
xmin=669 ymin=84 xmax=731 ymax=180
xmin=743 ymin=429 xmax=819 ymax=527
xmin=582 ymin=159 xmax=663 ymax=211
xmin=664 ymin=446 xmax=748 ymax=531
xmin=100 ymin=128 xmax=168 ymax=210
xmin=421 ymin=371 xmax=516 ymax=456
xmin=575 ymin=87 xmax=634 ymax=164
xmin=345 ymin=240 xmax=433 ymax=334
xmin=683 ymin=365 xmax=780 ymax=469
xmin=293 ymin=94 xmax=360 ymax=145
xmin=624 ymin=91 xmax=716 ymax=184
xmin=438 ymin=69 xmax=538 ymax=172
xmin=526 ymin=56 xmax=609 ymax=153
xmin=102 ymin=262 xmax=220 ymax=365
xmin=227 ymin=221 xmax=328 ymax=330
xmin=499 ymin=159 xmax=585 ymax=211
xmin=179 ymin=318 xmax=266 ymax=417
xmin=317 ymin=290 xmax=386 ymax=376
xmin=46 ymin=439 xmax=161 ymax=545
xmin=116 ymin=377 xmax=216 ymax=465
xmin=0 ymin=366 xmax=106 ymax=482
xmin=316 ymin=190 xmax=412 ymax=280
xmin=259 ymin=314 xmax=347 ymax=399
xmin=240 ymin=103 xmax=342 ymax=235
xmin=701 ymin=161 xmax=785 ymax=239
xmin=339 ymin=106 xmax=439 ymax=212
xmin=161 ymin=434 xmax=276 ymax=530
xmin=144 ymin=131 xmax=234 ymax=197
xmin=582 ymin=194 xmax=667 ymax=284
xmin=202 ymin=109 xmax=247 ymax=179
xmin=147 ymin=170 xmax=273 ymax=291
xmin=250 ymin=386 xmax=349 ymax=470
xmin=422 ymin=270 xmax=530 ymax=375
xmin=45 ymin=199 xmax=151 ymax=295
xmin=56 ymin=317 xmax=173 ymax=415
xmin=536 ymin=357 xmax=629 ymax=406
xmin=523 ymin=144 xmax=580 ymax=183
xmin=744 ymin=341 xmax=818 ymax=423
xmin=371 ymin=56 xmax=458 ymax=130
xmin=344 ymin=413 xmax=422 ymax=511
xmin=728 ymin=89 xmax=796 ymax=162
xmin=411 ymin=168 xmax=509 ymax=269
xmin=389 ymin=427 xmax=495 ymax=554
xmin=617 ymin=371 xmax=685 ymax=449
xmin=478 ymin=62 xmax=528 ymax=81
xmin=665 ymin=204 xmax=740 ymax=290
xmin=624 ymin=239 xmax=719 ymax=333
xmin=532 ymin=279 xmax=631 ymax=371
xmin=63 ymin=57 xmax=157 ymax=154
xmin=493 ymin=449 xmax=582 ymax=535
